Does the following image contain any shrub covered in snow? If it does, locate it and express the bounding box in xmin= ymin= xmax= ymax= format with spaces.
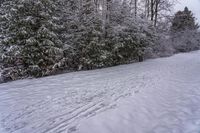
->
xmin=0 ymin=0 xmax=64 ymax=81
xmin=0 ymin=1 xmax=199 ymax=83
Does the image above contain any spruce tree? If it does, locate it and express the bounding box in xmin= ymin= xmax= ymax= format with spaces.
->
xmin=60 ymin=0 xmax=81 ymax=69
xmin=71 ymin=0 xmax=103 ymax=70
xmin=171 ymin=7 xmax=199 ymax=32
xmin=0 ymin=0 xmax=63 ymax=80
xmin=170 ymin=7 xmax=199 ymax=52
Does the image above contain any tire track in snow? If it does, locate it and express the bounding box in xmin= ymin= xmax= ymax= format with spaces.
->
xmin=0 ymin=72 xmax=147 ymax=133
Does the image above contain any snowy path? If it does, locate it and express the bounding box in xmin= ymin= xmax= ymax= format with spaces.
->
xmin=0 ymin=51 xmax=200 ymax=133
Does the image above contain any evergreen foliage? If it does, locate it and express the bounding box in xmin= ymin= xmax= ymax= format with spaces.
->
xmin=0 ymin=1 xmax=199 ymax=83
xmin=0 ymin=0 xmax=63 ymax=81
xmin=171 ymin=7 xmax=199 ymax=32
xmin=170 ymin=7 xmax=200 ymax=53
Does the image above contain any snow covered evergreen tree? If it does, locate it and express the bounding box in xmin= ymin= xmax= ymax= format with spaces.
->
xmin=171 ymin=7 xmax=199 ymax=32
xmin=59 ymin=0 xmax=82 ymax=69
xmin=0 ymin=0 xmax=63 ymax=81
xmin=70 ymin=0 xmax=104 ymax=70
xmin=0 ymin=0 xmax=167 ymax=82
xmin=170 ymin=7 xmax=200 ymax=52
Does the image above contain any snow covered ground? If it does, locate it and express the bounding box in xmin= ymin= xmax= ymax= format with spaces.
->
xmin=0 ymin=51 xmax=200 ymax=133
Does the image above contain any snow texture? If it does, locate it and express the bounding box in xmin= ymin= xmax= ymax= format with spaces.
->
xmin=1 ymin=51 xmax=200 ymax=133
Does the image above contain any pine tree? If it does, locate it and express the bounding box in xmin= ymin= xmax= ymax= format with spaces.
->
xmin=70 ymin=0 xmax=103 ymax=70
xmin=171 ymin=7 xmax=199 ymax=32
xmin=0 ymin=0 xmax=63 ymax=81
xmin=170 ymin=7 xmax=199 ymax=52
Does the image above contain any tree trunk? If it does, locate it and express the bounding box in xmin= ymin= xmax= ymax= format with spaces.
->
xmin=145 ymin=0 xmax=150 ymax=18
xmin=135 ymin=0 xmax=137 ymax=17
xmin=154 ymin=0 xmax=160 ymax=27
xmin=150 ymin=0 xmax=154 ymax=21
xmin=94 ymin=0 xmax=99 ymax=13
xmin=104 ymin=0 xmax=111 ymax=38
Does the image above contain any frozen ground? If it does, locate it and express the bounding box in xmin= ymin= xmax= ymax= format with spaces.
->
xmin=0 ymin=51 xmax=200 ymax=133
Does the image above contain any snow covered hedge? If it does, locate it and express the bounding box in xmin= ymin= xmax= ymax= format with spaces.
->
xmin=0 ymin=0 xmax=199 ymax=83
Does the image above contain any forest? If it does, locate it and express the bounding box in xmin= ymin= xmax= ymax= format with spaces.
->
xmin=0 ymin=0 xmax=199 ymax=82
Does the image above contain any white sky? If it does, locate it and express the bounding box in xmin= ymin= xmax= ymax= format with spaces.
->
xmin=174 ymin=0 xmax=200 ymax=23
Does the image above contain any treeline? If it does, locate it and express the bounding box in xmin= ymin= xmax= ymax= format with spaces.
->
xmin=0 ymin=0 xmax=199 ymax=82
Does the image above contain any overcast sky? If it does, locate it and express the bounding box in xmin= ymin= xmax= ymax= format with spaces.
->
xmin=174 ymin=0 xmax=200 ymax=23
